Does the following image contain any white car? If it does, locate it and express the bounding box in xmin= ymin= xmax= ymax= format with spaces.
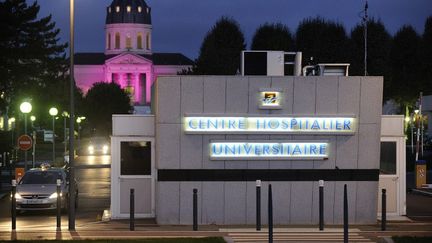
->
xmin=14 ymin=167 xmax=78 ymax=212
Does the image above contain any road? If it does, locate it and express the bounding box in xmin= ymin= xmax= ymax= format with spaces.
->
xmin=0 ymin=155 xmax=110 ymax=230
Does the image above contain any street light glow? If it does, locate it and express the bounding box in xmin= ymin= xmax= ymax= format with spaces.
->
xmin=20 ymin=101 xmax=32 ymax=113
xmin=49 ymin=107 xmax=59 ymax=116
xmin=30 ymin=115 xmax=36 ymax=122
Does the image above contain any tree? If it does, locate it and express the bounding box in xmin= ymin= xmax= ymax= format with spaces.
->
xmin=82 ymin=83 xmax=132 ymax=136
xmin=0 ymin=0 xmax=68 ymax=125
xmin=350 ymin=19 xmax=392 ymax=100
xmin=195 ymin=17 xmax=246 ymax=75
xmin=251 ymin=23 xmax=294 ymax=51
xmin=296 ymin=17 xmax=350 ymax=65
xmin=389 ymin=25 xmax=422 ymax=106
xmin=421 ymin=16 xmax=432 ymax=95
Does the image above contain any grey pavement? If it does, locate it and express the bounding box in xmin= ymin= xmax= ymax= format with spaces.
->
xmin=0 ymin=220 xmax=432 ymax=242
xmin=2 ymin=161 xmax=432 ymax=242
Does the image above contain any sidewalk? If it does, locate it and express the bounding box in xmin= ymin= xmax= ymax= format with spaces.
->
xmin=1 ymin=219 xmax=432 ymax=242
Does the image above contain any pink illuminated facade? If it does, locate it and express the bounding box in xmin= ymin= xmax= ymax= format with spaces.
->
xmin=74 ymin=0 xmax=193 ymax=110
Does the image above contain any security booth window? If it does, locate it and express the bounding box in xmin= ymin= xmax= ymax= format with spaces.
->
xmin=380 ymin=141 xmax=396 ymax=175
xmin=120 ymin=141 xmax=151 ymax=175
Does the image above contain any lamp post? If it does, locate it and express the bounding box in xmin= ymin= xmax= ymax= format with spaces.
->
xmin=9 ymin=117 xmax=16 ymax=147
xmin=30 ymin=116 xmax=36 ymax=168
xmin=20 ymin=102 xmax=32 ymax=171
xmin=69 ymin=0 xmax=76 ymax=230
xmin=76 ymin=117 xmax=81 ymax=149
xmin=49 ymin=107 xmax=58 ymax=164
xmin=62 ymin=111 xmax=69 ymax=160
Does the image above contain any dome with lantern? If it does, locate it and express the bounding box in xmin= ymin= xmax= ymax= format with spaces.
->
xmin=106 ymin=0 xmax=151 ymax=25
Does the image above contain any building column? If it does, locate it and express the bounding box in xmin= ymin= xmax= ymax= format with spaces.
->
xmin=146 ymin=71 xmax=151 ymax=104
xmin=133 ymin=72 xmax=141 ymax=105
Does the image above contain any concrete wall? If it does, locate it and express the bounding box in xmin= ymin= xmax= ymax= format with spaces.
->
xmin=154 ymin=76 xmax=383 ymax=225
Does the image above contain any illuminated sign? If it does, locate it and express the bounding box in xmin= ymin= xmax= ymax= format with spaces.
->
xmin=184 ymin=116 xmax=356 ymax=135
xmin=210 ymin=141 xmax=329 ymax=160
xmin=259 ymin=90 xmax=281 ymax=109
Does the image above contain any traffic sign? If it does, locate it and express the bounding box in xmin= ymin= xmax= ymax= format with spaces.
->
xmin=17 ymin=135 xmax=33 ymax=151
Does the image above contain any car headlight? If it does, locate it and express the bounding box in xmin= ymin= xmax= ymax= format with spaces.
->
xmin=103 ymin=145 xmax=109 ymax=153
xmin=12 ymin=193 xmax=22 ymax=199
xmin=88 ymin=145 xmax=94 ymax=154
xmin=49 ymin=192 xmax=62 ymax=199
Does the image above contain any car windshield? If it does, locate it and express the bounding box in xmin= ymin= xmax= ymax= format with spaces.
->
xmin=20 ymin=171 xmax=63 ymax=184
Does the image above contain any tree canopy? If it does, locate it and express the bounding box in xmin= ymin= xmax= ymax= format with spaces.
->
xmin=194 ymin=17 xmax=246 ymax=75
xmin=350 ymin=19 xmax=392 ymax=99
xmin=82 ymin=82 xmax=132 ymax=136
xmin=251 ymin=23 xmax=294 ymax=51
xmin=420 ymin=16 xmax=432 ymax=95
xmin=0 ymin=0 xmax=69 ymax=122
xmin=389 ymin=25 xmax=422 ymax=106
xmin=295 ymin=17 xmax=350 ymax=65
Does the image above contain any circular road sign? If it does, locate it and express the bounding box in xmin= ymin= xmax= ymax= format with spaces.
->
xmin=18 ymin=135 xmax=33 ymax=151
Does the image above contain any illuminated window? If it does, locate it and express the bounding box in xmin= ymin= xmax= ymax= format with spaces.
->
xmin=146 ymin=33 xmax=150 ymax=50
xmin=126 ymin=36 xmax=132 ymax=49
xmin=127 ymin=6 xmax=131 ymax=13
xmin=116 ymin=6 xmax=120 ymax=12
xmin=138 ymin=6 xmax=142 ymax=13
xmin=146 ymin=7 xmax=149 ymax=13
xmin=137 ymin=33 xmax=143 ymax=49
xmin=107 ymin=33 xmax=111 ymax=50
xmin=115 ymin=33 xmax=120 ymax=49
xmin=108 ymin=7 xmax=111 ymax=13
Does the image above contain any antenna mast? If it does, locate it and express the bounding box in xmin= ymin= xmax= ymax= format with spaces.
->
xmin=363 ymin=1 xmax=368 ymax=76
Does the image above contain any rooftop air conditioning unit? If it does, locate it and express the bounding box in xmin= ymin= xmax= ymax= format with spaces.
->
xmin=241 ymin=51 xmax=302 ymax=76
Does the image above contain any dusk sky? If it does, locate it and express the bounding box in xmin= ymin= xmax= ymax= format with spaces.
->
xmin=33 ymin=0 xmax=431 ymax=59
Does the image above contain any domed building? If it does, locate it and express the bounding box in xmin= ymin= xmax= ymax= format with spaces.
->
xmin=74 ymin=0 xmax=193 ymax=113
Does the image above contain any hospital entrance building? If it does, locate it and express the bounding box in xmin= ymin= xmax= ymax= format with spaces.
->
xmin=110 ymin=75 xmax=406 ymax=225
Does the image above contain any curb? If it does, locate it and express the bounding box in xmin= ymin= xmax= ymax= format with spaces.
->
xmin=0 ymin=192 xmax=8 ymax=200
xmin=412 ymin=189 xmax=432 ymax=197
xmin=382 ymin=237 xmax=395 ymax=243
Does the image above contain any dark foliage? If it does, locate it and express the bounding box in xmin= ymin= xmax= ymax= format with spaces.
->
xmin=82 ymin=82 xmax=132 ymax=136
xmin=420 ymin=16 xmax=432 ymax=95
xmin=389 ymin=25 xmax=422 ymax=106
xmin=350 ymin=19 xmax=392 ymax=99
xmin=0 ymin=0 xmax=73 ymax=128
xmin=194 ymin=17 xmax=246 ymax=75
xmin=295 ymin=17 xmax=350 ymax=65
xmin=251 ymin=23 xmax=294 ymax=51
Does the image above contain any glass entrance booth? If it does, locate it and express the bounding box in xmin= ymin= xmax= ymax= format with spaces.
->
xmin=111 ymin=115 xmax=155 ymax=218
xmin=378 ymin=115 xmax=406 ymax=217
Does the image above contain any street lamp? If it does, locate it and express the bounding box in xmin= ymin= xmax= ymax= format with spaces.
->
xmin=62 ymin=111 xmax=69 ymax=158
xmin=9 ymin=117 xmax=16 ymax=162
xmin=20 ymin=101 xmax=32 ymax=171
xmin=69 ymin=0 xmax=76 ymax=230
xmin=76 ymin=117 xmax=82 ymax=149
xmin=49 ymin=107 xmax=58 ymax=164
xmin=30 ymin=115 xmax=36 ymax=168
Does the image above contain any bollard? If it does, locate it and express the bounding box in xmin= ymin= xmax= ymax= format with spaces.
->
xmin=381 ymin=189 xmax=386 ymax=231
xmin=130 ymin=188 xmax=135 ymax=231
xmin=256 ymin=180 xmax=261 ymax=231
xmin=11 ymin=179 xmax=16 ymax=231
xmin=319 ymin=180 xmax=324 ymax=231
xmin=56 ymin=179 xmax=61 ymax=231
xmin=343 ymin=184 xmax=348 ymax=243
xmin=193 ymin=188 xmax=198 ymax=231
xmin=268 ymin=184 xmax=273 ymax=243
